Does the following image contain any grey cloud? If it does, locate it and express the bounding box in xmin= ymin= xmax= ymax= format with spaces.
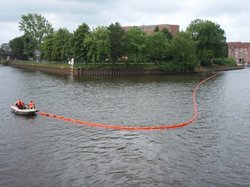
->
xmin=1 ymin=0 xmax=250 ymax=44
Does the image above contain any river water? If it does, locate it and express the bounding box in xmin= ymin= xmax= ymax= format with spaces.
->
xmin=0 ymin=65 xmax=250 ymax=187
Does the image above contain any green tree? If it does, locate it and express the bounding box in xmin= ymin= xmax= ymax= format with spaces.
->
xmin=52 ymin=28 xmax=72 ymax=61
xmin=161 ymin=28 xmax=172 ymax=40
xmin=146 ymin=32 xmax=168 ymax=62
xmin=0 ymin=43 xmax=11 ymax=59
xmin=85 ymin=26 xmax=110 ymax=64
xmin=154 ymin=26 xmax=160 ymax=32
xmin=62 ymin=32 xmax=74 ymax=62
xmin=0 ymin=48 xmax=4 ymax=57
xmin=168 ymin=32 xmax=198 ymax=69
xmin=19 ymin=13 xmax=54 ymax=56
xmin=125 ymin=27 xmax=147 ymax=63
xmin=0 ymin=43 xmax=11 ymax=53
xmin=23 ymin=34 xmax=36 ymax=60
xmin=9 ymin=36 xmax=27 ymax=60
xmin=71 ymin=23 xmax=90 ymax=64
xmin=40 ymin=34 xmax=54 ymax=61
xmin=40 ymin=28 xmax=73 ymax=62
xmin=186 ymin=19 xmax=227 ymax=65
xmin=108 ymin=22 xmax=126 ymax=63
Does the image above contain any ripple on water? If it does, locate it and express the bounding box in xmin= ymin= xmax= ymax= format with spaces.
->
xmin=1 ymin=66 xmax=250 ymax=186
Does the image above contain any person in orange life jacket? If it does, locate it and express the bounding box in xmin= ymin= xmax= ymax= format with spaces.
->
xmin=28 ymin=100 xmax=35 ymax=109
xmin=16 ymin=99 xmax=25 ymax=109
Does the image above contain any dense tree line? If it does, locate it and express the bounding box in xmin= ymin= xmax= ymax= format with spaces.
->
xmin=3 ymin=13 xmax=232 ymax=71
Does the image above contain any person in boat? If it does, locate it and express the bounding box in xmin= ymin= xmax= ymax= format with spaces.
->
xmin=28 ymin=100 xmax=35 ymax=109
xmin=16 ymin=99 xmax=25 ymax=109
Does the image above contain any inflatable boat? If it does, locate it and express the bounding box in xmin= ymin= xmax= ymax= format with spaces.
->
xmin=11 ymin=105 xmax=37 ymax=116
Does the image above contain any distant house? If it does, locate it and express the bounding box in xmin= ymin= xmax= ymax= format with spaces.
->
xmin=227 ymin=42 xmax=250 ymax=65
xmin=122 ymin=24 xmax=179 ymax=37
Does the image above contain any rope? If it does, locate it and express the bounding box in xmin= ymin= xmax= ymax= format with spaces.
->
xmin=38 ymin=73 xmax=220 ymax=131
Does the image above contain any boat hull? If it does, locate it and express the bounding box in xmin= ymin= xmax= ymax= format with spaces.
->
xmin=11 ymin=106 xmax=37 ymax=116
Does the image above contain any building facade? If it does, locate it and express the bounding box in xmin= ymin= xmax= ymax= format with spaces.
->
xmin=122 ymin=24 xmax=179 ymax=37
xmin=227 ymin=42 xmax=250 ymax=65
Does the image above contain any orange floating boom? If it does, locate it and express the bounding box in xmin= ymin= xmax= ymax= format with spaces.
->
xmin=38 ymin=73 xmax=220 ymax=131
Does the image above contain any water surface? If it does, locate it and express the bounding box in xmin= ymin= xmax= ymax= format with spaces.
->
xmin=0 ymin=65 xmax=250 ymax=186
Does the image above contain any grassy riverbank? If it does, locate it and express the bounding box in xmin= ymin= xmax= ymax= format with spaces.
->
xmin=3 ymin=60 xmax=71 ymax=68
xmin=197 ymin=64 xmax=244 ymax=73
xmin=1 ymin=60 xmax=243 ymax=75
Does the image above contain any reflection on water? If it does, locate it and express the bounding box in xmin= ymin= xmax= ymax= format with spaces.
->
xmin=0 ymin=66 xmax=250 ymax=186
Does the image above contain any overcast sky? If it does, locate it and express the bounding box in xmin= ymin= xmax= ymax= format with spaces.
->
xmin=1 ymin=0 xmax=250 ymax=44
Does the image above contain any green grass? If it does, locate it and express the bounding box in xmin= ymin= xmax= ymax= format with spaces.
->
xmin=10 ymin=61 xmax=71 ymax=68
xmin=213 ymin=58 xmax=237 ymax=66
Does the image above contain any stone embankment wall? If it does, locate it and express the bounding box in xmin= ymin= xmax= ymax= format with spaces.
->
xmin=4 ymin=61 xmax=243 ymax=76
xmin=6 ymin=62 xmax=169 ymax=76
xmin=74 ymin=68 xmax=165 ymax=76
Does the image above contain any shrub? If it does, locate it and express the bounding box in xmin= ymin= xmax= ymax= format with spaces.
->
xmin=213 ymin=58 xmax=237 ymax=66
xmin=157 ymin=62 xmax=191 ymax=72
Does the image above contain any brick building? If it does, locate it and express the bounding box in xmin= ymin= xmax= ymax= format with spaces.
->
xmin=122 ymin=24 xmax=179 ymax=37
xmin=227 ymin=42 xmax=250 ymax=65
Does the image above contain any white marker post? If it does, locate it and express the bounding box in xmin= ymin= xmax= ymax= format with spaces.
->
xmin=68 ymin=58 xmax=74 ymax=75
